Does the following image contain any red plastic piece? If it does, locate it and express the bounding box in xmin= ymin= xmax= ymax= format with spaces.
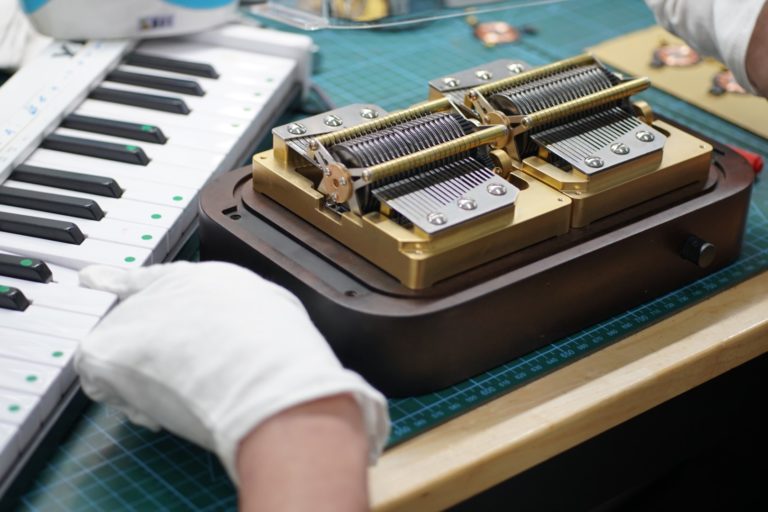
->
xmin=729 ymin=145 xmax=764 ymax=174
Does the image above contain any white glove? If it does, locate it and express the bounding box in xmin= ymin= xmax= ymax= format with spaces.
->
xmin=75 ymin=261 xmax=390 ymax=484
xmin=645 ymin=0 xmax=765 ymax=93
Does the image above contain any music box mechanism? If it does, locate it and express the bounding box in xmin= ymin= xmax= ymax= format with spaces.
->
xmin=252 ymin=54 xmax=712 ymax=289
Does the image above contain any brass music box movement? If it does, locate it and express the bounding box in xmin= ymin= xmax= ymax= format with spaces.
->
xmin=200 ymin=55 xmax=753 ymax=396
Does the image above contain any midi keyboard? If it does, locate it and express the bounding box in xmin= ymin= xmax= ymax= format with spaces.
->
xmin=0 ymin=22 xmax=313 ymax=499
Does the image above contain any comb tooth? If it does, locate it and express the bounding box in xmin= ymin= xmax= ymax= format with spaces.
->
xmin=374 ymin=157 xmax=507 ymax=232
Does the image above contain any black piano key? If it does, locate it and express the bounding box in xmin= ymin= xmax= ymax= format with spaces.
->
xmin=89 ymin=86 xmax=191 ymax=115
xmin=12 ymin=164 xmax=123 ymax=198
xmin=62 ymin=114 xmax=167 ymax=144
xmin=107 ymin=69 xmax=205 ymax=97
xmin=124 ymin=52 xmax=219 ymax=79
xmin=0 ymin=186 xmax=105 ymax=221
xmin=0 ymin=285 xmax=30 ymax=311
xmin=41 ymin=134 xmax=150 ymax=166
xmin=0 ymin=254 xmax=52 ymax=283
xmin=0 ymin=211 xmax=85 ymax=245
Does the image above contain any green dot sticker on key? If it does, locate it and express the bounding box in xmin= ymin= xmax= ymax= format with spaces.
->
xmin=124 ymin=256 xmax=136 ymax=263
xmin=141 ymin=234 xmax=152 ymax=241
xmin=151 ymin=213 xmax=162 ymax=220
xmin=8 ymin=404 xmax=21 ymax=413
xmin=26 ymin=375 xmax=37 ymax=383
xmin=0 ymin=285 xmax=9 ymax=293
xmin=52 ymin=351 xmax=64 ymax=358
xmin=125 ymin=145 xmax=139 ymax=152
xmin=19 ymin=258 xmax=34 ymax=267
xmin=172 ymin=196 xmax=183 ymax=202
xmin=141 ymin=125 xmax=154 ymax=132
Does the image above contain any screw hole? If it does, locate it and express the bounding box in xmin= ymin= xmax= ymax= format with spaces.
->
xmin=344 ymin=290 xmax=357 ymax=297
xmin=230 ymin=214 xmax=242 ymax=220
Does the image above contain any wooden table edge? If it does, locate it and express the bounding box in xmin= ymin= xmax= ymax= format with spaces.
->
xmin=369 ymin=269 xmax=768 ymax=511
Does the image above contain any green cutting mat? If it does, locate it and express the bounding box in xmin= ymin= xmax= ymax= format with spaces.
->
xmin=16 ymin=0 xmax=768 ymax=509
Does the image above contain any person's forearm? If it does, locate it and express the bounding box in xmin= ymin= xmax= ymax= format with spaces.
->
xmin=237 ymin=394 xmax=370 ymax=512
xmin=746 ymin=1 xmax=768 ymax=97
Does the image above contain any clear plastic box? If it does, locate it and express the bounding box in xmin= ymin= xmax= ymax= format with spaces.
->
xmin=249 ymin=0 xmax=566 ymax=30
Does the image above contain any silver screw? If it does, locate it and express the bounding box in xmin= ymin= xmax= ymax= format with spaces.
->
xmin=443 ymin=77 xmax=460 ymax=87
xmin=636 ymin=130 xmax=655 ymax=142
xmin=457 ymin=197 xmax=477 ymax=210
xmin=331 ymin=192 xmax=338 ymax=202
xmin=427 ymin=212 xmax=447 ymax=225
xmin=359 ymin=108 xmax=378 ymax=119
xmin=467 ymin=90 xmax=479 ymax=101
xmin=487 ymin=183 xmax=507 ymax=196
xmin=324 ymin=114 xmax=343 ymax=127
xmin=323 ymin=168 xmax=331 ymax=176
xmin=287 ymin=123 xmax=306 ymax=135
xmin=585 ymin=156 xmax=605 ymax=168
xmin=507 ymin=63 xmax=525 ymax=74
xmin=308 ymin=139 xmax=319 ymax=151
xmin=339 ymin=177 xmax=347 ymax=186
xmin=475 ymin=70 xmax=493 ymax=80
xmin=610 ymin=143 xmax=630 ymax=155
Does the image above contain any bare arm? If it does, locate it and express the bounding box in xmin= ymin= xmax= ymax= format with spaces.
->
xmin=746 ymin=1 xmax=768 ymax=97
xmin=237 ymin=394 xmax=370 ymax=512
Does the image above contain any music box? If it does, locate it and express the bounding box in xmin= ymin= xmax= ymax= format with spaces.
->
xmin=200 ymin=55 xmax=753 ymax=396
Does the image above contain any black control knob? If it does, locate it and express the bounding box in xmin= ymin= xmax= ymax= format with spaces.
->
xmin=680 ymin=235 xmax=717 ymax=268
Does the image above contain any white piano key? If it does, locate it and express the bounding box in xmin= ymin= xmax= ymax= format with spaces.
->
xmin=4 ymin=180 xmax=184 ymax=232
xmin=110 ymin=64 xmax=270 ymax=100
xmin=0 ymin=422 xmax=20 ymax=477
xmin=0 ymin=357 xmax=64 ymax=397
xmin=115 ymin=62 xmax=283 ymax=104
xmin=0 ymin=391 xmax=40 ymax=452
xmin=0 ymin=357 xmax=64 ymax=427
xmin=0 ymin=389 xmax=42 ymax=454
xmin=12 ymin=163 xmax=198 ymax=212
xmin=98 ymin=80 xmax=266 ymax=121
xmin=0 ymin=231 xmax=151 ymax=270
xmin=133 ymin=41 xmax=296 ymax=82
xmin=0 ymin=302 xmax=101 ymax=340
xmin=76 ymin=98 xmax=247 ymax=138
xmin=0 ymin=204 xmax=169 ymax=257
xmin=65 ymin=115 xmax=237 ymax=154
xmin=0 ymin=327 xmax=78 ymax=373
xmin=28 ymin=148 xmax=211 ymax=190
xmin=0 ymin=275 xmax=114 ymax=317
xmin=52 ymin=126 xmax=227 ymax=171
xmin=0 ymin=389 xmax=42 ymax=433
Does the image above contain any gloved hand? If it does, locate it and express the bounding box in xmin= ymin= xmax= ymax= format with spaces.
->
xmin=75 ymin=261 xmax=390 ymax=483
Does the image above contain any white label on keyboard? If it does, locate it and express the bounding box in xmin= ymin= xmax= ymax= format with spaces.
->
xmin=0 ymin=40 xmax=134 ymax=182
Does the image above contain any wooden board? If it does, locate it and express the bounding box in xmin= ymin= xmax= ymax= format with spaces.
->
xmin=368 ymin=269 xmax=768 ymax=511
xmin=590 ymin=25 xmax=768 ymax=139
